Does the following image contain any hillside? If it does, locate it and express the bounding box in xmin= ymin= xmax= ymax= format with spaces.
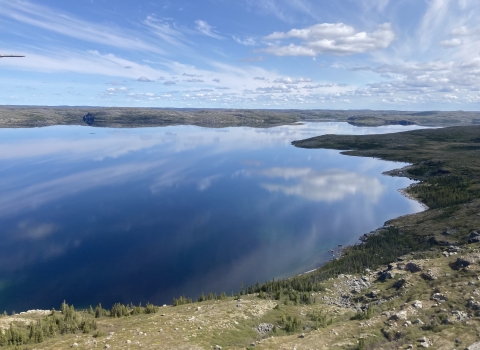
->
xmin=1 ymin=106 xmax=480 ymax=128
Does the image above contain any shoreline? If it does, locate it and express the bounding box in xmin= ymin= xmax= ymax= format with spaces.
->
xmin=398 ymin=186 xmax=429 ymax=211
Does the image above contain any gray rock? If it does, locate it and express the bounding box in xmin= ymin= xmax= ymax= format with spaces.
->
xmin=412 ymin=300 xmax=423 ymax=309
xmin=299 ymin=333 xmax=305 ymax=338
xmin=432 ymin=293 xmax=448 ymax=301
xmin=255 ymin=323 xmax=274 ymax=334
xmin=421 ymin=270 xmax=438 ymax=280
xmin=469 ymin=300 xmax=480 ymax=310
xmin=413 ymin=318 xmax=424 ymax=325
xmin=214 ymin=346 xmax=222 ymax=350
xmin=393 ymin=278 xmax=407 ymax=289
xmin=405 ymin=262 xmax=422 ymax=272
xmin=455 ymin=257 xmax=475 ymax=268
xmin=447 ymin=245 xmax=461 ymax=253
xmin=390 ymin=310 xmax=407 ymax=321
xmin=71 ymin=343 xmax=78 ymax=348
xmin=104 ymin=345 xmax=110 ymax=349
xmin=468 ymin=231 xmax=480 ymax=243
xmin=378 ymin=270 xmax=394 ymax=281
xmin=451 ymin=310 xmax=469 ymax=322
xmin=418 ymin=336 xmax=432 ymax=348
xmin=466 ymin=342 xmax=480 ymax=350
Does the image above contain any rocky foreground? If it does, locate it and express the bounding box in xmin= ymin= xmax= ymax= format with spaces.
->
xmin=3 ymin=236 xmax=480 ymax=349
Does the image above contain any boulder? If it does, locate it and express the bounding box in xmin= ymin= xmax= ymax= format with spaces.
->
xmin=466 ymin=342 xmax=480 ymax=350
xmin=390 ymin=311 xmax=407 ymax=321
xmin=405 ymin=262 xmax=422 ymax=272
xmin=393 ymin=278 xmax=407 ymax=289
xmin=418 ymin=336 xmax=432 ymax=348
xmin=412 ymin=300 xmax=423 ymax=309
xmin=378 ymin=270 xmax=394 ymax=281
xmin=421 ymin=270 xmax=438 ymax=280
xmin=468 ymin=231 xmax=480 ymax=244
xmin=454 ymin=256 xmax=475 ymax=269
xmin=451 ymin=310 xmax=469 ymax=322
xmin=432 ymin=293 xmax=448 ymax=301
xmin=468 ymin=299 xmax=480 ymax=310
xmin=255 ymin=323 xmax=274 ymax=334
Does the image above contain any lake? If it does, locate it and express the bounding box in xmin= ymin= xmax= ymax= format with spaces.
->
xmin=0 ymin=122 xmax=425 ymax=312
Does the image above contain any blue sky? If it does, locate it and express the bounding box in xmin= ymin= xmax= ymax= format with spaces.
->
xmin=1 ymin=0 xmax=480 ymax=109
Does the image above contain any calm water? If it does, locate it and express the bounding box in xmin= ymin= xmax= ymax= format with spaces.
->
xmin=0 ymin=122 xmax=425 ymax=312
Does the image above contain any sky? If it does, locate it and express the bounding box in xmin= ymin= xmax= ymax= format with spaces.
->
xmin=1 ymin=0 xmax=480 ymax=110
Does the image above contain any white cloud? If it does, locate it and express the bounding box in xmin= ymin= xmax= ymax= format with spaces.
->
xmin=265 ymin=23 xmax=356 ymax=41
xmin=245 ymin=0 xmax=318 ymax=23
xmin=0 ymin=0 xmax=163 ymax=54
xmin=143 ymin=15 xmax=190 ymax=48
xmin=194 ymin=20 xmax=223 ymax=39
xmin=138 ymin=76 xmax=154 ymax=82
xmin=263 ymin=23 xmax=395 ymax=56
xmin=439 ymin=38 xmax=463 ymax=47
xmin=232 ymin=35 xmax=257 ymax=46
xmin=262 ymin=44 xmax=317 ymax=57
xmin=273 ymin=77 xmax=312 ymax=84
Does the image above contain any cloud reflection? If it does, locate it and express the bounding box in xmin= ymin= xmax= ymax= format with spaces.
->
xmin=0 ymin=161 xmax=164 ymax=217
xmin=259 ymin=167 xmax=384 ymax=202
xmin=17 ymin=220 xmax=59 ymax=240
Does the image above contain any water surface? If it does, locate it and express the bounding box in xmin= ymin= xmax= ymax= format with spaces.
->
xmin=0 ymin=122 xmax=425 ymax=312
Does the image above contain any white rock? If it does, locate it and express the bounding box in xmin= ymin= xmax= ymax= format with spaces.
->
xmin=412 ymin=300 xmax=423 ymax=309
xmin=466 ymin=342 xmax=480 ymax=350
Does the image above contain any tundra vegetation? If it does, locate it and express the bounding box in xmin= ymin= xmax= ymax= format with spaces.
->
xmin=1 ymin=119 xmax=480 ymax=348
xmin=1 ymin=106 xmax=480 ymax=128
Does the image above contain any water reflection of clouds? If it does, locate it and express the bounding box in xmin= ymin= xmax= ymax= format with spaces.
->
xmin=16 ymin=220 xmax=59 ymax=240
xmin=0 ymin=162 xmax=164 ymax=217
xmin=259 ymin=167 xmax=384 ymax=202
xmin=0 ymin=123 xmax=427 ymax=162
xmin=197 ymin=174 xmax=222 ymax=191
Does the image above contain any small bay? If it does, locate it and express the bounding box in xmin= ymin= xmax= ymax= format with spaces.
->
xmin=0 ymin=122 xmax=425 ymax=312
